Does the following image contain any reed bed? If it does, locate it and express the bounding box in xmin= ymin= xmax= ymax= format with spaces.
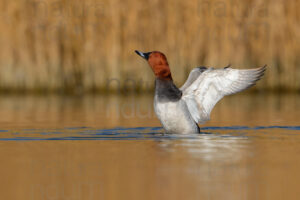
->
xmin=0 ymin=0 xmax=299 ymax=93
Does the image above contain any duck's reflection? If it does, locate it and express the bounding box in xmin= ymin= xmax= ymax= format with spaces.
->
xmin=155 ymin=134 xmax=253 ymax=199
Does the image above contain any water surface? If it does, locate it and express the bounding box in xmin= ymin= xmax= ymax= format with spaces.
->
xmin=0 ymin=93 xmax=299 ymax=200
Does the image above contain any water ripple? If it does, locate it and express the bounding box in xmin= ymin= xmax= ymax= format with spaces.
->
xmin=0 ymin=126 xmax=299 ymax=141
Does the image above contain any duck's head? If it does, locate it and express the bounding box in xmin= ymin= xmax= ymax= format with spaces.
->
xmin=135 ymin=50 xmax=172 ymax=81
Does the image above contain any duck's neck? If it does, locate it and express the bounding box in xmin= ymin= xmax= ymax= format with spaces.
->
xmin=155 ymin=78 xmax=182 ymax=102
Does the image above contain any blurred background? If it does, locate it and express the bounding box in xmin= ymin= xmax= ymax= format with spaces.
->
xmin=0 ymin=0 xmax=298 ymax=93
xmin=0 ymin=0 xmax=299 ymax=129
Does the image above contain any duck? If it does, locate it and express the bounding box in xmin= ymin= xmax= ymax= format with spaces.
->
xmin=135 ymin=50 xmax=266 ymax=134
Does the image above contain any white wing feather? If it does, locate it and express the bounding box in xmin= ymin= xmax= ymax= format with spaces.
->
xmin=182 ymin=66 xmax=266 ymax=124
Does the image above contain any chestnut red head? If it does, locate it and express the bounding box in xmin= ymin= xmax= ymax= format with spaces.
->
xmin=135 ymin=50 xmax=172 ymax=81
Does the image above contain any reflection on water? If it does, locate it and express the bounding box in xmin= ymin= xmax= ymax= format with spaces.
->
xmin=0 ymin=93 xmax=299 ymax=129
xmin=0 ymin=94 xmax=299 ymax=200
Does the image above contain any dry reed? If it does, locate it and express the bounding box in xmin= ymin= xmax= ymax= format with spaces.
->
xmin=0 ymin=0 xmax=299 ymax=93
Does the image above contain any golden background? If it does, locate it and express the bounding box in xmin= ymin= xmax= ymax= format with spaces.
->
xmin=0 ymin=0 xmax=298 ymax=92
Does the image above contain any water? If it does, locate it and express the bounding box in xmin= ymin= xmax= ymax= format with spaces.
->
xmin=0 ymin=93 xmax=299 ymax=200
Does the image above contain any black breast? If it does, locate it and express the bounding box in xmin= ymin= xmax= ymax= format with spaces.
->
xmin=155 ymin=78 xmax=182 ymax=102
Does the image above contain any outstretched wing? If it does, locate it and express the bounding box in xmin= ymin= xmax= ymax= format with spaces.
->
xmin=180 ymin=66 xmax=208 ymax=91
xmin=181 ymin=65 xmax=266 ymax=124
